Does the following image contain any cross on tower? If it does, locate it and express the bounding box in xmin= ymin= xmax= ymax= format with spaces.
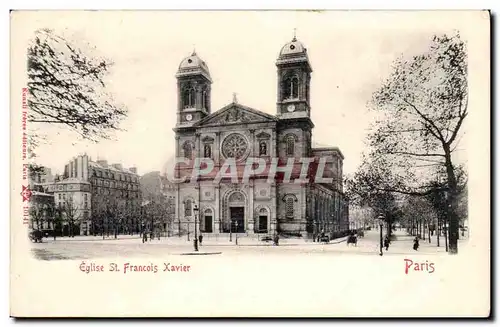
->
xmin=293 ymin=28 xmax=297 ymax=41
xmin=233 ymin=92 xmax=238 ymax=104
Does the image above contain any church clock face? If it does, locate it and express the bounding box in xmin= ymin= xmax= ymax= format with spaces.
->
xmin=185 ymin=114 xmax=193 ymax=121
xmin=222 ymin=133 xmax=249 ymax=160
xmin=287 ymin=104 xmax=296 ymax=112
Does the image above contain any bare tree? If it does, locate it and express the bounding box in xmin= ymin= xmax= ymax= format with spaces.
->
xmin=62 ymin=197 xmax=80 ymax=238
xmin=349 ymin=32 xmax=467 ymax=254
xmin=29 ymin=201 xmax=48 ymax=231
xmin=27 ymin=29 xmax=127 ymax=154
xmin=47 ymin=205 xmax=64 ymax=240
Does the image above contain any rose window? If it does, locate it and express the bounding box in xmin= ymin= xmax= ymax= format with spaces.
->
xmin=222 ymin=133 xmax=248 ymax=159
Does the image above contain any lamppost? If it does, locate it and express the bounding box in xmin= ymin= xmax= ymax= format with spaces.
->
xmin=377 ymin=214 xmax=384 ymax=256
xmin=229 ymin=219 xmax=233 ymax=242
xmin=313 ymin=220 xmax=318 ymax=242
xmin=193 ymin=204 xmax=199 ymax=252
xmin=141 ymin=221 xmax=145 ymax=243
xmin=178 ymin=218 xmax=181 ymax=238
xmin=235 ymin=220 xmax=239 ymax=245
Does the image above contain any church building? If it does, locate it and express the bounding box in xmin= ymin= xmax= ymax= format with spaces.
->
xmin=171 ymin=36 xmax=349 ymax=238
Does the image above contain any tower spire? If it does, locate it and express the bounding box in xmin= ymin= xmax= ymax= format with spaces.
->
xmin=233 ymin=92 xmax=238 ymax=104
xmin=293 ymin=28 xmax=297 ymax=41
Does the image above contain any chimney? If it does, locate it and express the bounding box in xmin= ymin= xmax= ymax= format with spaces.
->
xmin=97 ymin=160 xmax=108 ymax=168
xmin=129 ymin=167 xmax=137 ymax=174
xmin=112 ymin=163 xmax=123 ymax=170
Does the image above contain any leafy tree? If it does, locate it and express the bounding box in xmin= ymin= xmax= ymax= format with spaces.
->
xmin=349 ymin=32 xmax=467 ymax=254
xmin=27 ymin=29 xmax=127 ymax=152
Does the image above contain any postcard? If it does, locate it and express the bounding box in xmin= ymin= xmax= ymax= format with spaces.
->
xmin=10 ymin=10 xmax=490 ymax=317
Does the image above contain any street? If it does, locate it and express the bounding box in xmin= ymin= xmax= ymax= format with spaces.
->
xmin=31 ymin=230 xmax=467 ymax=260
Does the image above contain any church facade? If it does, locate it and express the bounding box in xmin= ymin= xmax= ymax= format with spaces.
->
xmin=170 ymin=37 xmax=349 ymax=238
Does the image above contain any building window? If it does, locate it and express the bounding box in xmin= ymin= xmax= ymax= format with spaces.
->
xmin=184 ymin=200 xmax=192 ymax=217
xmin=286 ymin=135 xmax=295 ymax=156
xmin=259 ymin=141 xmax=267 ymax=156
xmin=285 ymin=197 xmax=294 ymax=218
xmin=203 ymin=144 xmax=212 ymax=158
xmin=183 ymin=88 xmax=195 ymax=108
xmin=202 ymin=89 xmax=208 ymax=109
xmin=283 ymin=75 xmax=299 ymax=100
xmin=183 ymin=142 xmax=193 ymax=159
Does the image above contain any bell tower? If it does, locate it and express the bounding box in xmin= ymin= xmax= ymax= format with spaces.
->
xmin=176 ymin=50 xmax=212 ymax=126
xmin=276 ymin=36 xmax=312 ymax=119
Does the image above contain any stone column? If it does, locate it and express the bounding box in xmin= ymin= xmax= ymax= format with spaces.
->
xmin=271 ymin=129 xmax=277 ymax=157
xmin=248 ymin=180 xmax=254 ymax=234
xmin=195 ymin=133 xmax=201 ymax=159
xmin=301 ymin=185 xmax=307 ymax=237
xmin=215 ymin=185 xmax=221 ymax=233
xmin=215 ymin=131 xmax=221 ymax=167
xmin=175 ymin=185 xmax=180 ymax=235
xmin=249 ymin=129 xmax=255 ymax=158
xmin=270 ymin=181 xmax=277 ymax=234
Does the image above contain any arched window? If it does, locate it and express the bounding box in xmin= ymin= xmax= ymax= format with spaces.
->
xmin=202 ymin=89 xmax=209 ymax=110
xmin=286 ymin=135 xmax=295 ymax=156
xmin=285 ymin=197 xmax=294 ymax=218
xmin=184 ymin=199 xmax=192 ymax=217
xmin=282 ymin=78 xmax=291 ymax=100
xmin=305 ymin=78 xmax=310 ymax=102
xmin=282 ymin=76 xmax=299 ymax=100
xmin=183 ymin=88 xmax=195 ymax=108
xmin=259 ymin=141 xmax=267 ymax=156
xmin=291 ymin=77 xmax=299 ymax=98
xmin=189 ymin=89 xmax=196 ymax=107
xmin=183 ymin=142 xmax=193 ymax=159
xmin=204 ymin=144 xmax=212 ymax=158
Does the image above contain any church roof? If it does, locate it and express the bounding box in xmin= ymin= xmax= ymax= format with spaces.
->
xmin=176 ymin=50 xmax=212 ymax=81
xmin=193 ymin=102 xmax=278 ymax=127
xmin=276 ymin=37 xmax=312 ymax=71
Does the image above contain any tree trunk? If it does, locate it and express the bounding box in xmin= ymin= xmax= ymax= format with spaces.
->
xmin=436 ymin=217 xmax=440 ymax=247
xmin=428 ymin=221 xmax=431 ymax=243
xmin=52 ymin=221 xmax=56 ymax=240
xmin=443 ymin=219 xmax=448 ymax=252
xmin=444 ymin=149 xmax=459 ymax=254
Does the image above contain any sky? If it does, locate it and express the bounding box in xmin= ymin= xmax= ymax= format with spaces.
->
xmin=18 ymin=10 xmax=470 ymax=176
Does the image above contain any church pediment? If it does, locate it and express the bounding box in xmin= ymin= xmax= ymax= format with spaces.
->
xmin=194 ymin=103 xmax=277 ymax=127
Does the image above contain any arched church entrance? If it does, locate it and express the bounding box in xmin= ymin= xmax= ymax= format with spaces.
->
xmin=202 ymin=208 xmax=213 ymax=233
xmin=222 ymin=190 xmax=246 ymax=233
xmin=257 ymin=208 xmax=269 ymax=233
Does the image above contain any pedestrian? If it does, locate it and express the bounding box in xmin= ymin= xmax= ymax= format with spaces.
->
xmin=384 ymin=236 xmax=390 ymax=251
xmin=274 ymin=233 xmax=279 ymax=246
xmin=413 ymin=237 xmax=419 ymax=251
xmin=198 ymin=234 xmax=203 ymax=245
xmin=143 ymin=230 xmax=148 ymax=243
